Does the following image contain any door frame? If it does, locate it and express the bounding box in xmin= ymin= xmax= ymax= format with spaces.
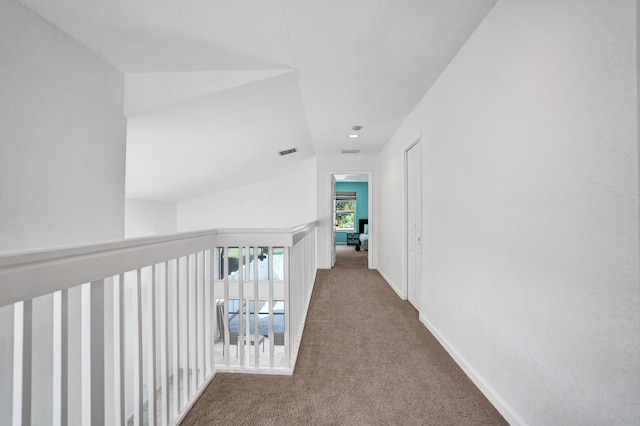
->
xmin=403 ymin=138 xmax=421 ymax=304
xmin=331 ymin=175 xmax=337 ymax=267
xmin=329 ymin=170 xmax=374 ymax=269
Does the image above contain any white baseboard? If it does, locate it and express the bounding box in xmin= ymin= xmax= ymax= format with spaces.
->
xmin=419 ymin=314 xmax=526 ymax=426
xmin=375 ymin=268 xmax=404 ymax=299
xmin=174 ymin=368 xmax=219 ymax=425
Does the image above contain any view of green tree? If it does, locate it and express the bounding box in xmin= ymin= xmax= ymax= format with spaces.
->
xmin=336 ymin=212 xmax=354 ymax=229
xmin=335 ymin=198 xmax=355 ymax=230
xmin=336 ymin=200 xmax=355 ymax=211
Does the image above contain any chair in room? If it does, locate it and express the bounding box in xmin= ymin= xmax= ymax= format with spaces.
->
xmin=273 ymin=332 xmax=285 ymax=347
xmin=223 ymin=331 xmax=239 ymax=357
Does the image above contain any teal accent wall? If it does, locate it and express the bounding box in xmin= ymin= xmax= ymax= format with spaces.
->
xmin=335 ymin=181 xmax=368 ymax=243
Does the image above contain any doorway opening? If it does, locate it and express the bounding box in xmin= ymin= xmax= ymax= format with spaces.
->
xmin=330 ymin=172 xmax=373 ymax=269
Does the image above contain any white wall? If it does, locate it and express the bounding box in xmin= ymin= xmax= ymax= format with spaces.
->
xmin=125 ymin=199 xmax=177 ymax=238
xmin=373 ymin=143 xmax=406 ymax=292
xmin=177 ymin=164 xmax=317 ymax=231
xmin=316 ymin=154 xmax=375 ymax=269
xmin=0 ymin=1 xmax=126 ymax=254
xmin=375 ymin=1 xmax=639 ymax=425
xmin=0 ymin=0 xmax=126 ymax=424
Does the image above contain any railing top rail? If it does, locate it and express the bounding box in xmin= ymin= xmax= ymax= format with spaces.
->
xmin=0 ymin=228 xmax=218 ymax=269
xmin=0 ymin=221 xmax=316 ymax=307
xmin=0 ymin=222 xmax=317 ymax=268
xmin=216 ymin=221 xmax=317 ymax=247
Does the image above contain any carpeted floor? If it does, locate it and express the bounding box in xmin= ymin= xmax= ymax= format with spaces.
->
xmin=182 ymin=245 xmax=507 ymax=425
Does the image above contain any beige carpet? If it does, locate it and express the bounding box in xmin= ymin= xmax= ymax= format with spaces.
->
xmin=182 ymin=245 xmax=507 ymax=425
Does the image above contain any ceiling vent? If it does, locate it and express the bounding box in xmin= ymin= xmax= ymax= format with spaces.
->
xmin=341 ymin=149 xmax=361 ymax=154
xmin=278 ymin=147 xmax=298 ymax=156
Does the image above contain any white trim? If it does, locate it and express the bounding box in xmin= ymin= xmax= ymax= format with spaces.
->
xmin=419 ymin=314 xmax=526 ymax=426
xmin=171 ymin=359 xmax=299 ymax=425
xmin=172 ymin=368 xmax=219 ymax=425
xmin=214 ymin=367 xmax=293 ymax=376
xmin=147 ymin=266 xmax=158 ymax=425
xmin=171 ymin=249 xmax=317 ymax=426
xmin=329 ymin=170 xmax=374 ymax=270
xmin=288 ymin=267 xmax=317 ymax=374
xmin=132 ymin=272 xmax=144 ymax=424
xmin=375 ymin=268 xmax=403 ymax=300
xmin=81 ymin=281 xmax=106 ymax=425
xmin=12 ymin=300 xmax=31 ymax=426
xmin=160 ymin=262 xmax=170 ymax=425
xmin=52 ymin=290 xmax=68 ymax=426
xmin=402 ymin=136 xmax=421 ymax=301
xmin=0 ymin=222 xmax=317 ymax=307
xmin=114 ymin=275 xmax=126 ymax=425
xmin=1 ymin=223 xmax=318 ymax=425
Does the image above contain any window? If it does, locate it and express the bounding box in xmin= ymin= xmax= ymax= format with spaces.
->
xmin=335 ymin=192 xmax=356 ymax=231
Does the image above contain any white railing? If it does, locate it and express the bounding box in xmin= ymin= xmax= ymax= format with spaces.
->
xmin=0 ymin=222 xmax=317 ymax=425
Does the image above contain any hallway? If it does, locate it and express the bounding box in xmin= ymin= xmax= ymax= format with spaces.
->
xmin=182 ymin=245 xmax=506 ymax=425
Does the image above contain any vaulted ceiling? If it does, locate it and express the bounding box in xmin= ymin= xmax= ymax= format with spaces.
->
xmin=18 ymin=0 xmax=497 ymax=201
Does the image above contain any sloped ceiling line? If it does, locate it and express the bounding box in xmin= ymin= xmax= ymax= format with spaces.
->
xmin=17 ymin=0 xmax=498 ymax=201
xmin=125 ymin=69 xmax=296 ymax=116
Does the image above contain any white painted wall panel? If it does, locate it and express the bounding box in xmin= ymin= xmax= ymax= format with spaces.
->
xmin=125 ymin=199 xmax=177 ymax=238
xmin=373 ymin=146 xmax=404 ymax=291
xmin=375 ymin=1 xmax=639 ymax=424
xmin=177 ymin=166 xmax=317 ymax=232
xmin=0 ymin=0 xmax=126 ymax=254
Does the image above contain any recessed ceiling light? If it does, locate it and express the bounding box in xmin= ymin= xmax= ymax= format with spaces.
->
xmin=348 ymin=134 xmax=360 ymax=138
xmin=352 ymin=125 xmax=363 ymax=131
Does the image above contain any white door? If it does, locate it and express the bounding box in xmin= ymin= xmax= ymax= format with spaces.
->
xmin=331 ymin=175 xmax=337 ymax=267
xmin=407 ymin=142 xmax=421 ymax=310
